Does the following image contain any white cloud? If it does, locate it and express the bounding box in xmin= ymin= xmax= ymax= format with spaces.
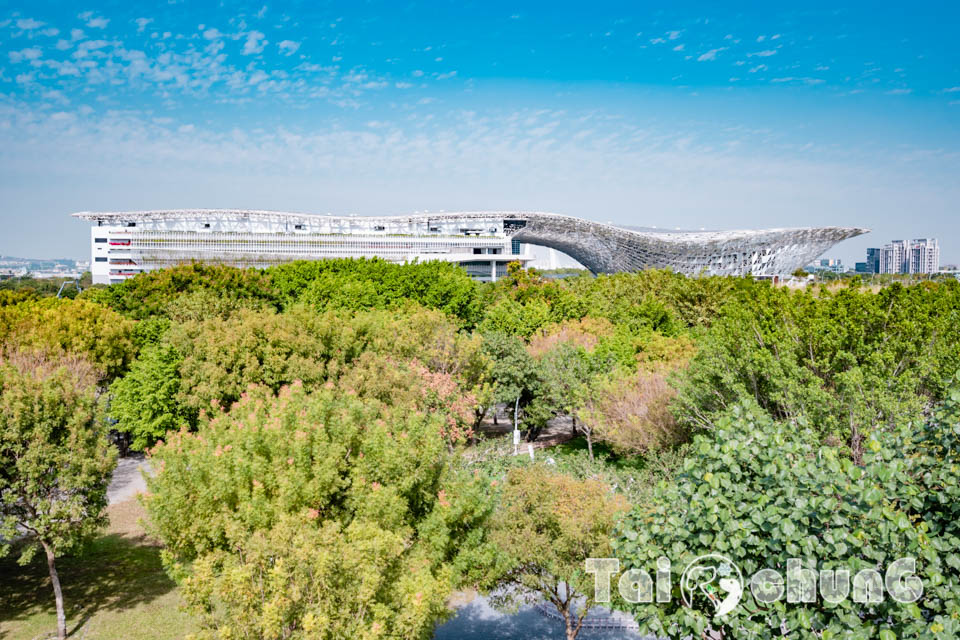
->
xmin=667 ymin=30 xmax=683 ymax=40
xmin=757 ymin=35 xmax=766 ymax=42
xmin=771 ymin=34 xmax=781 ymax=40
xmin=749 ymin=64 xmax=767 ymax=73
xmin=748 ymin=49 xmax=778 ymax=57
xmin=41 ymin=27 xmax=60 ymax=37
xmin=278 ymin=40 xmax=300 ymax=55
xmin=79 ymin=12 xmax=109 ymax=29
xmin=697 ymin=48 xmax=726 ymax=62
xmin=943 ymin=87 xmax=960 ymax=93
xmin=9 ymin=47 xmax=43 ymax=63
xmin=242 ymin=30 xmax=267 ymax=55
xmin=436 ymin=70 xmax=457 ymax=80
xmin=71 ymin=28 xmax=85 ymax=41
xmin=649 ymin=37 xmax=666 ymax=44
xmin=16 ymin=18 xmax=45 ymax=30
xmin=136 ymin=18 xmax=154 ymax=33
xmin=673 ymin=44 xmax=685 ymax=52
xmin=203 ymin=28 xmax=222 ymax=40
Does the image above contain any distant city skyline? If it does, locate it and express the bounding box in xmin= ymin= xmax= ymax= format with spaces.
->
xmin=1 ymin=1 xmax=958 ymax=264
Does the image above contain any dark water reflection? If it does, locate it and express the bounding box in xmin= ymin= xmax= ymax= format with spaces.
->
xmin=432 ymin=594 xmax=649 ymax=640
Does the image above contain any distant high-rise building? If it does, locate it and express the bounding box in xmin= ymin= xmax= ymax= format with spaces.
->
xmin=907 ymin=238 xmax=939 ymax=274
xmin=865 ymin=247 xmax=882 ymax=274
xmin=879 ymin=240 xmax=907 ymax=274
xmin=870 ymin=238 xmax=940 ymax=274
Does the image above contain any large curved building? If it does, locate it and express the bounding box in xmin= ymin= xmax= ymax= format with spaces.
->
xmin=73 ymin=210 xmax=868 ymax=285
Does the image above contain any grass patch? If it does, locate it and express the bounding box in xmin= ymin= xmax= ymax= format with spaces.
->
xmin=0 ymin=500 xmax=196 ymax=640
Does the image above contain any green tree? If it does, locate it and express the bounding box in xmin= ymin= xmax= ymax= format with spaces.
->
xmin=481 ymin=331 xmax=540 ymax=427
xmin=0 ymin=352 xmax=117 ymax=640
xmin=0 ymin=297 xmax=136 ymax=381
xmin=144 ymin=382 xmax=493 ymax=639
xmin=674 ymin=280 xmax=960 ymax=451
xmin=109 ymin=343 xmax=189 ymax=450
xmin=614 ymin=398 xmax=960 ymax=638
xmin=81 ymin=262 xmax=279 ymax=320
xmin=481 ymin=466 xmax=629 ymax=640
xmin=268 ymin=258 xmax=481 ymax=325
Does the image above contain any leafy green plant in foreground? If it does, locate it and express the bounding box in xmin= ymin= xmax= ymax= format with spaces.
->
xmin=614 ymin=384 xmax=960 ymax=639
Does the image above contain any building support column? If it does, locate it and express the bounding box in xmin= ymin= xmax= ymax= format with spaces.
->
xmin=490 ymin=259 xmax=497 ymax=282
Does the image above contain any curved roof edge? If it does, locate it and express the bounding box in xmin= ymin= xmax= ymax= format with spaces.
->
xmin=71 ymin=209 xmax=869 ymax=240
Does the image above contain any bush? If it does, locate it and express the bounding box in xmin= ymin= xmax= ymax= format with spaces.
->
xmin=613 ymin=395 xmax=960 ymax=638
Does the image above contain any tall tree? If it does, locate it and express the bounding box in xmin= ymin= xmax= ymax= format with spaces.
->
xmin=144 ymin=382 xmax=493 ymax=639
xmin=0 ymin=351 xmax=117 ymax=640
xmin=482 ymin=466 xmax=629 ymax=640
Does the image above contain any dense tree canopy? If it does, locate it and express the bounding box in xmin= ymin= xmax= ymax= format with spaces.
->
xmin=673 ymin=280 xmax=960 ymax=451
xmin=145 ymin=382 xmax=492 ymax=639
xmin=6 ymin=258 xmax=960 ymax=638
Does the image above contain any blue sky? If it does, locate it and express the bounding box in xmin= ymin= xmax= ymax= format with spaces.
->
xmin=1 ymin=1 xmax=958 ymax=264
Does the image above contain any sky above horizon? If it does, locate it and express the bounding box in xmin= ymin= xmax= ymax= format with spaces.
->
xmin=1 ymin=1 xmax=958 ymax=264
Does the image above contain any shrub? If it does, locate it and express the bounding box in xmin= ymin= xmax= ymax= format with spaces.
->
xmin=613 ymin=395 xmax=960 ymax=638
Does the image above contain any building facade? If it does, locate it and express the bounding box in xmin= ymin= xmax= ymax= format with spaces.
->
xmin=868 ymin=238 xmax=940 ymax=274
xmin=73 ymin=210 xmax=868 ymax=285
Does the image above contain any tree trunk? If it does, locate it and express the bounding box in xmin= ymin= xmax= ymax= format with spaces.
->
xmin=42 ymin=541 xmax=66 ymax=640
xmin=586 ymin=430 xmax=594 ymax=462
xmin=571 ymin=414 xmax=577 ymax=437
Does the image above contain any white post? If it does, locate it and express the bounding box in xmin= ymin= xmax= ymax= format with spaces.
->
xmin=528 ymin=443 xmax=535 ymax=460
xmin=491 ymin=259 xmax=497 ymax=282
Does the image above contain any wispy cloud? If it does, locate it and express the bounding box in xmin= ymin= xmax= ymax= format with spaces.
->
xmin=135 ymin=18 xmax=153 ymax=33
xmin=697 ymin=48 xmax=726 ymax=62
xmin=748 ymin=49 xmax=778 ymax=57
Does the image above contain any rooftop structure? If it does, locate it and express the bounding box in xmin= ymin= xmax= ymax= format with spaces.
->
xmin=72 ymin=210 xmax=868 ymax=285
